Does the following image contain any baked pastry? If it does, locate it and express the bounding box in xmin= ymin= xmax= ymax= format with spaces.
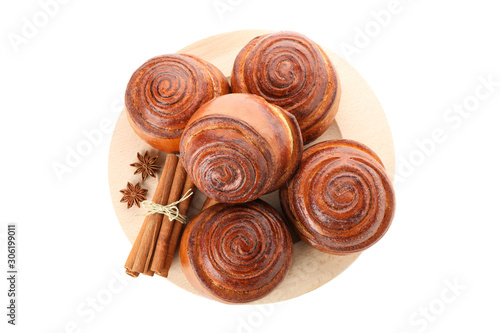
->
xmin=231 ymin=31 xmax=341 ymax=143
xmin=125 ymin=54 xmax=230 ymax=152
xmin=180 ymin=93 xmax=303 ymax=203
xmin=280 ymin=139 xmax=395 ymax=254
xmin=179 ymin=200 xmax=293 ymax=303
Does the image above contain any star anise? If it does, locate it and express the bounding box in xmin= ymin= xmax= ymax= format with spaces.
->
xmin=120 ymin=182 xmax=148 ymax=209
xmin=130 ymin=151 xmax=160 ymax=181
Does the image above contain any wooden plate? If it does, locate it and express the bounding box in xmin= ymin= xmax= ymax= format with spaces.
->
xmin=108 ymin=30 xmax=395 ymax=304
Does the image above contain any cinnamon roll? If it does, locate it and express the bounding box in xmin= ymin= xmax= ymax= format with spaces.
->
xmin=231 ymin=31 xmax=340 ymax=143
xmin=125 ymin=54 xmax=230 ymax=152
xmin=180 ymin=93 xmax=303 ymax=203
xmin=280 ymin=139 xmax=395 ymax=254
xmin=179 ymin=200 xmax=293 ymax=303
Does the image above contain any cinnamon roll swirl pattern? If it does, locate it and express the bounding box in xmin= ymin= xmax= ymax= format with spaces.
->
xmin=280 ymin=140 xmax=395 ymax=254
xmin=125 ymin=54 xmax=230 ymax=152
xmin=231 ymin=31 xmax=341 ymax=143
xmin=180 ymin=93 xmax=303 ymax=203
xmin=179 ymin=200 xmax=293 ymax=303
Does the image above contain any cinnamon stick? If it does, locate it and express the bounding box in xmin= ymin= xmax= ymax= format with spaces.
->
xmin=124 ymin=216 xmax=147 ymax=272
xmin=128 ymin=154 xmax=178 ymax=276
xmin=160 ymin=176 xmax=196 ymax=277
xmin=150 ymin=159 xmax=187 ymax=276
xmin=125 ymin=269 xmax=139 ymax=278
xmin=125 ymin=157 xmax=218 ymax=279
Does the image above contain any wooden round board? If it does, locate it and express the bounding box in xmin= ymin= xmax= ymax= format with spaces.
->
xmin=108 ymin=30 xmax=395 ymax=304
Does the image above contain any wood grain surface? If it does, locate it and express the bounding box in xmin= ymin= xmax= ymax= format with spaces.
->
xmin=108 ymin=30 xmax=395 ymax=304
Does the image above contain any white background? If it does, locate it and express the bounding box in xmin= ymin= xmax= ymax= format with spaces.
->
xmin=1 ymin=0 xmax=499 ymax=332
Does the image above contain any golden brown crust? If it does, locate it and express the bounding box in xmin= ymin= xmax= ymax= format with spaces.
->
xmin=179 ymin=200 xmax=293 ymax=303
xmin=125 ymin=54 xmax=230 ymax=153
xmin=231 ymin=31 xmax=340 ymax=143
xmin=280 ymin=139 xmax=395 ymax=254
xmin=180 ymin=93 xmax=303 ymax=203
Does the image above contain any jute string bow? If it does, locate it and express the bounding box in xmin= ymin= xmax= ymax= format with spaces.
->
xmin=141 ymin=189 xmax=193 ymax=224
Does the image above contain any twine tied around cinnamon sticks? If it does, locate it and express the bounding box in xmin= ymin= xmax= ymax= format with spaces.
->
xmin=124 ymin=154 xmax=196 ymax=278
xmin=141 ymin=189 xmax=193 ymax=224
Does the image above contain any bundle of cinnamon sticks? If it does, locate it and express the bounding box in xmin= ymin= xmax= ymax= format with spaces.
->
xmin=125 ymin=154 xmax=195 ymax=278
